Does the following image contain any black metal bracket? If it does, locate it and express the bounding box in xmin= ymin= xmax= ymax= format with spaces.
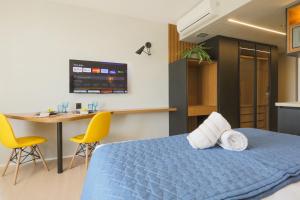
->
xmin=75 ymin=142 xmax=99 ymax=158
xmin=10 ymin=146 xmax=41 ymax=165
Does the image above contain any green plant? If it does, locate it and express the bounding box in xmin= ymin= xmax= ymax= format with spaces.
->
xmin=182 ymin=43 xmax=212 ymax=63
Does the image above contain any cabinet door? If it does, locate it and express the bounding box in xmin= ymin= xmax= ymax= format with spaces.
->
xmin=169 ymin=59 xmax=188 ymax=135
xmin=218 ymin=38 xmax=239 ymax=128
xmin=256 ymin=45 xmax=271 ymax=130
xmin=239 ymin=42 xmax=256 ymax=128
xmin=239 ymin=42 xmax=272 ymax=130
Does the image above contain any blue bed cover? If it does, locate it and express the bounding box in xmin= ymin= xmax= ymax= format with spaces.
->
xmin=81 ymin=128 xmax=300 ymax=200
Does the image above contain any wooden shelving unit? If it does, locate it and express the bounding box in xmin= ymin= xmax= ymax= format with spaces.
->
xmin=239 ymin=50 xmax=270 ymax=130
xmin=169 ymin=36 xmax=278 ymax=136
xmin=287 ymin=3 xmax=300 ymax=56
xmin=240 ymin=105 xmax=268 ymax=129
xmin=187 ymin=60 xmax=217 ymax=130
xmin=169 ymin=59 xmax=218 ymax=135
xmin=188 ymin=105 xmax=217 ymax=117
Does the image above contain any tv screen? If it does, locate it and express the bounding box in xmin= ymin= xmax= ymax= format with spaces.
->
xmin=69 ymin=59 xmax=127 ymax=94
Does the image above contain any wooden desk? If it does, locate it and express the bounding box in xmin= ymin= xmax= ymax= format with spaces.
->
xmin=5 ymin=107 xmax=176 ymax=174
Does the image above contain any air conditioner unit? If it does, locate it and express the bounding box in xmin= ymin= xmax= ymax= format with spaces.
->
xmin=177 ymin=0 xmax=220 ymax=39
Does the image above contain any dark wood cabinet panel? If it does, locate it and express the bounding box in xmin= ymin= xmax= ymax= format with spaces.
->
xmin=270 ymin=46 xmax=279 ymax=131
xmin=169 ymin=59 xmax=188 ymax=135
xmin=217 ymin=37 xmax=239 ymax=128
xmin=278 ymin=107 xmax=300 ymax=135
xmin=169 ymin=59 xmax=217 ymax=135
xmin=169 ymin=36 xmax=278 ymax=135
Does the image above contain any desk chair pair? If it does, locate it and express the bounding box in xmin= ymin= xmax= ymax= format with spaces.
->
xmin=0 ymin=112 xmax=111 ymax=185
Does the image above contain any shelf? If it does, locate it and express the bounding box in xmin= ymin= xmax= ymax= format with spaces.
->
xmin=240 ymin=55 xmax=269 ymax=61
xmin=188 ymin=105 xmax=217 ymax=117
xmin=188 ymin=61 xmax=217 ymax=106
xmin=187 ymin=59 xmax=217 ymax=66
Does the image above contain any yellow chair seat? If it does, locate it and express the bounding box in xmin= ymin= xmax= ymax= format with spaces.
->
xmin=70 ymin=134 xmax=85 ymax=144
xmin=14 ymin=136 xmax=47 ymax=148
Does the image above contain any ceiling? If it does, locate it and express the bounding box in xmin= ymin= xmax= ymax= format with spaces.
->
xmin=46 ymin=0 xmax=203 ymax=24
xmin=47 ymin=0 xmax=297 ymax=52
xmin=183 ymin=0 xmax=297 ymax=52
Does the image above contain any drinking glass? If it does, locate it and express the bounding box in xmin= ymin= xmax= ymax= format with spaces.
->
xmin=88 ymin=104 xmax=93 ymax=111
xmin=57 ymin=104 xmax=63 ymax=113
xmin=62 ymin=102 xmax=69 ymax=113
xmin=93 ymin=101 xmax=99 ymax=111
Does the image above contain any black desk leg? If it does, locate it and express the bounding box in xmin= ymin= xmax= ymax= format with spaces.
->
xmin=57 ymin=122 xmax=63 ymax=174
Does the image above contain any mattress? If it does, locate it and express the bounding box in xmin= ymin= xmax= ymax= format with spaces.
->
xmin=81 ymin=128 xmax=300 ymax=200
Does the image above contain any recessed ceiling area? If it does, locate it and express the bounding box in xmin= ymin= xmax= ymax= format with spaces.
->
xmin=182 ymin=0 xmax=297 ymax=52
xmin=46 ymin=0 xmax=203 ymax=23
xmin=46 ymin=0 xmax=296 ymax=52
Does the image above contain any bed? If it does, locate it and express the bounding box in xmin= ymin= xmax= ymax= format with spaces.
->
xmin=81 ymin=128 xmax=300 ymax=200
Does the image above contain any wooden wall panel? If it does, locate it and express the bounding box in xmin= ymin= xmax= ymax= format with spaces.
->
xmin=168 ymin=24 xmax=197 ymax=64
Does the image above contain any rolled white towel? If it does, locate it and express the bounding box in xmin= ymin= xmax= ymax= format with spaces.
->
xmin=218 ymin=130 xmax=248 ymax=151
xmin=187 ymin=112 xmax=231 ymax=149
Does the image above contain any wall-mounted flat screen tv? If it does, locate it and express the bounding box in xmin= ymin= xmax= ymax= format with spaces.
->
xmin=69 ymin=59 xmax=127 ymax=94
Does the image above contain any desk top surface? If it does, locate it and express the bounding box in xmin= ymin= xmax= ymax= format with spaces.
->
xmin=5 ymin=107 xmax=176 ymax=123
xmin=275 ymin=102 xmax=300 ymax=108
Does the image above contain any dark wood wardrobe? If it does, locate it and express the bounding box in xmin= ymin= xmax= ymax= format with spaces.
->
xmin=169 ymin=36 xmax=278 ymax=136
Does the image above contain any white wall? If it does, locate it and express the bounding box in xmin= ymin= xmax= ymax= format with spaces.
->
xmin=278 ymin=54 xmax=297 ymax=102
xmin=0 ymin=0 xmax=169 ymax=164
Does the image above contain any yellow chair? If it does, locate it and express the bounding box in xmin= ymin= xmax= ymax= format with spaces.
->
xmin=0 ymin=114 xmax=49 ymax=185
xmin=69 ymin=112 xmax=111 ymax=170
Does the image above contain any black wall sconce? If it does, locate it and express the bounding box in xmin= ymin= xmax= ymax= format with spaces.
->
xmin=136 ymin=42 xmax=152 ymax=56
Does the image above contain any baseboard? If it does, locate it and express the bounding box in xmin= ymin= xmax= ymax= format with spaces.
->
xmin=0 ymin=155 xmax=73 ymax=168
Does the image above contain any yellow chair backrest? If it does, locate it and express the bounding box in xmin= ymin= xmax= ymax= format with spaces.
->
xmin=0 ymin=114 xmax=18 ymax=148
xmin=82 ymin=112 xmax=111 ymax=143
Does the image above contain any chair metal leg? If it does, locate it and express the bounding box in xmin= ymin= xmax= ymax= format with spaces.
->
xmin=35 ymin=146 xmax=49 ymax=171
xmin=13 ymin=149 xmax=22 ymax=185
xmin=30 ymin=146 xmax=36 ymax=165
xmin=2 ymin=149 xmax=15 ymax=177
xmin=69 ymin=144 xmax=80 ymax=169
xmin=85 ymin=144 xmax=89 ymax=170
